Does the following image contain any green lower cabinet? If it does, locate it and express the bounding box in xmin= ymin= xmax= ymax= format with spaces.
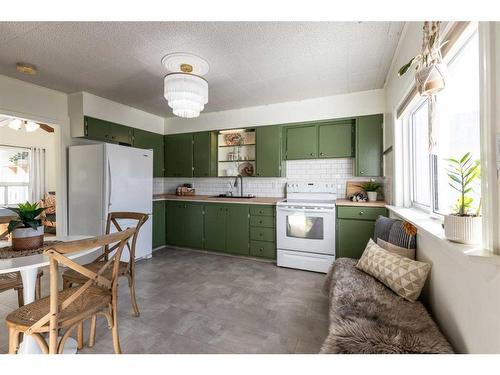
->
xmin=250 ymin=240 xmax=275 ymax=259
xmin=152 ymin=201 xmax=166 ymax=248
xmin=336 ymin=206 xmax=388 ymax=259
xmin=204 ymin=204 xmax=226 ymax=251
xmin=166 ymin=202 xmax=203 ymax=248
xmin=225 ymin=205 xmax=250 ymax=256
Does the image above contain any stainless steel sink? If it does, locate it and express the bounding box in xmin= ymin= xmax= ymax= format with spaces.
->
xmin=211 ymin=194 xmax=255 ymax=199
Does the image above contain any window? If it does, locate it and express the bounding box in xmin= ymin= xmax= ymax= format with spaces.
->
xmin=0 ymin=146 xmax=31 ymax=205
xmin=407 ymin=29 xmax=481 ymax=216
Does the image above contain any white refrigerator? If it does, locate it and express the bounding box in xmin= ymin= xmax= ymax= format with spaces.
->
xmin=68 ymin=143 xmax=153 ymax=260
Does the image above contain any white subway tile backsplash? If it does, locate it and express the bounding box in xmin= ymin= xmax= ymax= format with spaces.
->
xmin=155 ymin=158 xmax=361 ymax=198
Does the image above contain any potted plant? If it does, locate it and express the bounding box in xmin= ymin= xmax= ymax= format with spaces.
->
xmin=361 ymin=180 xmax=382 ymax=202
xmin=5 ymin=202 xmax=46 ymax=251
xmin=443 ymin=152 xmax=482 ymax=245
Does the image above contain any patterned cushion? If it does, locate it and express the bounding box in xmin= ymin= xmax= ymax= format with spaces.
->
xmin=373 ymin=216 xmax=417 ymax=259
xmin=356 ymin=239 xmax=431 ymax=302
xmin=377 ymin=238 xmax=416 ymax=260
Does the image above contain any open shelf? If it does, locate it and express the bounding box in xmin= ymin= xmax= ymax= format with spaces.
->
xmin=217 ymin=129 xmax=256 ymax=177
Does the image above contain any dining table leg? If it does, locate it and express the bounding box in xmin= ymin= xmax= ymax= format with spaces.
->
xmin=17 ymin=267 xmax=79 ymax=354
xmin=17 ymin=267 xmax=43 ymax=354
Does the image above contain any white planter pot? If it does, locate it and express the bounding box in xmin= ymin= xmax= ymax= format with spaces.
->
xmin=11 ymin=225 xmax=44 ymax=251
xmin=443 ymin=215 xmax=482 ymax=245
xmin=367 ymin=191 xmax=378 ymax=202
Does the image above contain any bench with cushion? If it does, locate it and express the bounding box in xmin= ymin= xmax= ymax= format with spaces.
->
xmin=320 ymin=216 xmax=453 ymax=354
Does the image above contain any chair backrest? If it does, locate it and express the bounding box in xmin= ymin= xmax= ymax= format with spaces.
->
xmin=26 ymin=228 xmax=136 ymax=354
xmin=101 ymin=212 xmax=149 ymax=265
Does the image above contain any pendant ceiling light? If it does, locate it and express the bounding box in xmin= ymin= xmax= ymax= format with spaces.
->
xmin=162 ymin=53 xmax=209 ymax=118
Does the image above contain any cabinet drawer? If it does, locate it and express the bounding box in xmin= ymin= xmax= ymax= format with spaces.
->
xmin=249 ymin=205 xmax=275 ymax=217
xmin=250 ymin=227 xmax=275 ymax=242
xmin=250 ymin=241 xmax=276 ymax=259
xmin=336 ymin=206 xmax=387 ymax=221
xmin=250 ymin=215 xmax=275 ymax=228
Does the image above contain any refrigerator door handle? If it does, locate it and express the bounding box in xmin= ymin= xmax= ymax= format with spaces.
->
xmin=108 ymin=157 xmax=112 ymax=209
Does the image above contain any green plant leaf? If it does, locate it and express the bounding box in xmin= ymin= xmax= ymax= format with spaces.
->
xmin=7 ymin=220 xmax=22 ymax=233
xmin=460 ymin=152 xmax=471 ymax=164
xmin=447 ymin=174 xmax=462 ymax=184
xmin=445 ymin=158 xmax=460 ymax=164
xmin=398 ymin=57 xmax=415 ymax=76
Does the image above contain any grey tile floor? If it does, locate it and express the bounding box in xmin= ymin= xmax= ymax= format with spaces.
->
xmin=0 ymin=247 xmax=329 ymax=354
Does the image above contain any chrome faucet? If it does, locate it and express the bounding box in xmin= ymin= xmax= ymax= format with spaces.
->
xmin=233 ymin=174 xmax=243 ymax=197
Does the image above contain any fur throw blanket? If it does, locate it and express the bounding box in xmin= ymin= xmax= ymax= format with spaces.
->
xmin=320 ymin=258 xmax=453 ymax=354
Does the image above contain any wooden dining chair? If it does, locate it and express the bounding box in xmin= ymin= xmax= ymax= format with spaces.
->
xmin=5 ymin=228 xmax=136 ymax=354
xmin=62 ymin=212 xmax=149 ymax=317
xmin=0 ymin=271 xmax=43 ymax=307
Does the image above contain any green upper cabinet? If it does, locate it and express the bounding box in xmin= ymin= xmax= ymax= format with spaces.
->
xmin=355 ymin=114 xmax=383 ymax=177
xmin=193 ymin=131 xmax=217 ymax=177
xmin=152 ymin=200 xmax=166 ymax=248
xmin=133 ymin=129 xmax=165 ymax=177
xmin=84 ymin=116 xmax=133 ymax=145
xmin=84 ymin=117 xmax=110 ymax=142
xmin=255 ymin=126 xmax=284 ymax=177
xmin=165 ymin=133 xmax=194 ymax=177
xmin=285 ymin=125 xmax=317 ymax=159
xmin=318 ymin=121 xmax=354 ymax=158
xmin=108 ymin=122 xmax=133 ymax=145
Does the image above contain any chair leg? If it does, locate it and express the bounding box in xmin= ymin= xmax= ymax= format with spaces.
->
xmin=35 ymin=274 xmax=42 ymax=299
xmin=77 ymin=322 xmax=84 ymax=350
xmin=16 ymin=287 xmax=24 ymax=307
xmin=111 ymin=306 xmax=122 ymax=354
xmin=127 ymin=275 xmax=140 ymax=317
xmin=8 ymin=328 xmax=20 ymax=354
xmin=88 ymin=315 xmax=97 ymax=348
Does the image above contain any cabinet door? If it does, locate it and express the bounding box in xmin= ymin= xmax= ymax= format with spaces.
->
xmin=204 ymin=204 xmax=226 ymax=251
xmin=164 ymin=135 xmax=177 ymax=177
xmin=152 ymin=200 xmax=166 ymax=248
xmin=84 ymin=117 xmax=110 ymax=142
xmin=109 ymin=123 xmax=133 ymax=145
xmin=336 ymin=219 xmax=375 ymax=259
xmin=256 ymin=126 xmax=283 ymax=177
xmin=225 ymin=205 xmax=249 ymax=255
xmin=134 ymin=129 xmax=165 ymax=177
xmin=183 ymin=203 xmax=204 ymax=248
xmin=318 ymin=122 xmax=354 ymax=158
xmin=166 ymin=202 xmax=183 ymax=245
xmin=356 ymin=115 xmax=383 ymax=177
xmin=193 ymin=132 xmax=216 ymax=177
xmin=165 ymin=133 xmax=193 ymax=177
xmin=285 ymin=125 xmax=317 ymax=159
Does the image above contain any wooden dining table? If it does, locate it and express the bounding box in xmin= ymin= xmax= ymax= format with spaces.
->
xmin=0 ymin=235 xmax=100 ymax=354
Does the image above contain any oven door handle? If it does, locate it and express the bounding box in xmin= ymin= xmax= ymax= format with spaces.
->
xmin=277 ymin=207 xmax=335 ymax=214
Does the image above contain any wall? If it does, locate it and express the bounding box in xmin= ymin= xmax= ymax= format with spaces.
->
xmin=0 ymin=126 xmax=57 ymax=191
xmin=0 ymin=74 xmax=70 ymax=235
xmin=384 ymin=22 xmax=500 ymax=353
xmin=155 ymin=158 xmax=374 ymax=199
xmin=164 ymin=89 xmax=385 ymax=134
xmin=68 ymin=92 xmax=165 ymax=137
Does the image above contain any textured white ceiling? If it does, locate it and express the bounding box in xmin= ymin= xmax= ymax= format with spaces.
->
xmin=0 ymin=22 xmax=403 ymax=117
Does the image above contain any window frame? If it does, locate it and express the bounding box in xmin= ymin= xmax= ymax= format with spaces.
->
xmin=0 ymin=145 xmax=31 ymax=206
xmin=406 ymin=28 xmax=480 ymax=218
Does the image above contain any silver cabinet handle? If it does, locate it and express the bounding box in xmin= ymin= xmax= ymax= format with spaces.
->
xmin=359 ymin=211 xmax=364 ymax=215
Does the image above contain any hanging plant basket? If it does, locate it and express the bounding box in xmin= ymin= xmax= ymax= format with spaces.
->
xmin=416 ymin=63 xmax=447 ymax=96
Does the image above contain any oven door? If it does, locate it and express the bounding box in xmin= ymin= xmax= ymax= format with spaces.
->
xmin=277 ymin=205 xmax=335 ymax=255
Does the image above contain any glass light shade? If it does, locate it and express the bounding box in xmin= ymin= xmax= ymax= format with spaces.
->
xmin=164 ymin=73 xmax=208 ymax=118
xmin=25 ymin=121 xmax=40 ymax=132
xmin=8 ymin=119 xmax=22 ymax=130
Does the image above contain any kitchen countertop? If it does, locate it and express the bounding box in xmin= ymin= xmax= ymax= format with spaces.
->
xmin=153 ymin=194 xmax=282 ymax=205
xmin=335 ymin=199 xmax=387 ymax=208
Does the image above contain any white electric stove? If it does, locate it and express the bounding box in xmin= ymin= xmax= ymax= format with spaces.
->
xmin=276 ymin=182 xmax=337 ymax=273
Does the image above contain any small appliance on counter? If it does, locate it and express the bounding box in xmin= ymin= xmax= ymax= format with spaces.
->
xmin=176 ymin=184 xmax=195 ymax=196
xmin=276 ymin=182 xmax=337 ymax=273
